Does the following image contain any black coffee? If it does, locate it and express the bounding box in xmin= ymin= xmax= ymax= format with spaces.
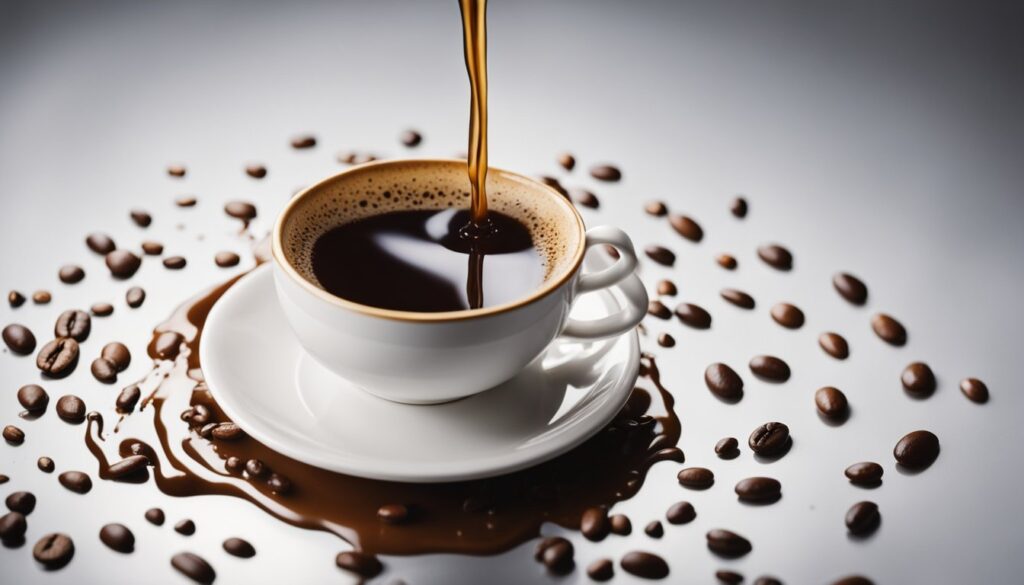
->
xmin=310 ymin=209 xmax=543 ymax=312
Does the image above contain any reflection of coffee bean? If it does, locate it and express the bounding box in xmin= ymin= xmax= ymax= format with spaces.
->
xmin=666 ymin=501 xmax=695 ymax=524
xmin=223 ymin=537 xmax=256 ymax=558
xmin=749 ymin=355 xmax=790 ymax=382
xmin=37 ymin=338 xmax=79 ymax=377
xmin=819 ymin=332 xmax=849 ymax=359
xmin=893 ymin=430 xmax=939 ymax=470
xmin=291 ymin=135 xmax=316 ymax=149
xmin=644 ymin=246 xmax=675 ymax=266
xmin=400 ymin=130 xmax=422 ymax=147
xmin=669 ymin=214 xmax=703 ymax=242
xmin=720 ymin=289 xmax=755 ymax=309
xmin=99 ymin=523 xmax=134 ymax=553
xmin=163 ymin=256 xmax=187 ymax=269
xmin=59 ymin=265 xmax=85 ymax=284
xmin=757 ymin=244 xmax=792 ymax=270
xmin=106 ymin=250 xmax=142 ymax=279
xmin=704 ymin=363 xmax=743 ymax=401
xmin=535 ymin=536 xmax=574 ymax=574
xmin=175 ymin=519 xmax=196 ymax=535
xmin=3 ymin=425 xmax=25 ymax=445
xmin=647 ymin=300 xmax=671 ymax=320
xmin=91 ymin=358 xmax=117 ymax=383
xmin=716 ymin=254 xmax=737 ymax=270
xmin=141 ymin=241 xmax=163 ymax=255
xmin=644 ymin=201 xmax=667 ymax=216
xmin=656 ymin=279 xmax=677 ymax=296
xmin=587 ymin=558 xmax=614 ymax=581
xmin=959 ymin=378 xmax=989 ymax=404
xmin=557 ymin=153 xmax=576 ymax=171
xmin=715 ymin=437 xmax=739 ymax=459
xmin=901 ymin=362 xmax=936 ymax=397
xmin=706 ymin=529 xmax=752 ymax=558
xmin=245 ymin=164 xmax=267 ymax=178
xmin=581 ymin=506 xmax=611 ymax=541
xmin=675 ymin=303 xmax=711 ymax=329
xmin=730 ymin=197 xmax=748 ymax=218
xmin=3 ymin=324 xmax=36 ymax=354
xmin=55 ymin=310 xmax=91 ymax=341
xmin=815 ymin=387 xmax=849 ymax=421
xmin=215 ymin=252 xmax=240 ymax=267
xmin=871 ymin=313 xmax=906 ymax=346
xmin=116 ymin=385 xmax=141 ymax=413
xmin=833 ymin=273 xmax=868 ymax=305
xmin=86 ymin=233 xmax=116 ymax=255
xmin=171 ymin=552 xmax=216 ymax=584
xmin=58 ymin=471 xmax=92 ymax=494
xmin=749 ymin=422 xmax=790 ymax=456
xmin=735 ymin=477 xmax=781 ymax=502
xmin=677 ymin=467 xmax=714 ymax=489
xmin=845 ymin=501 xmax=880 ymax=535
xmin=130 ymin=210 xmax=152 ymax=227
xmin=590 ymin=164 xmax=621 ymax=182
xmin=18 ymin=384 xmax=49 ymax=413
xmin=770 ymin=302 xmax=804 ymax=329
xmin=56 ymin=395 xmax=86 ymax=423
xmin=144 ymin=508 xmax=165 ymax=525
xmin=33 ymin=533 xmax=75 ymax=568
xmin=8 ymin=290 xmax=25 ymax=307
xmin=620 ymin=551 xmax=669 ymax=579
xmin=844 ymin=462 xmax=883 ymax=486
xmin=32 ymin=290 xmax=52 ymax=304
xmin=126 ymin=287 xmax=146 ymax=308
xmin=335 ymin=551 xmax=383 ymax=578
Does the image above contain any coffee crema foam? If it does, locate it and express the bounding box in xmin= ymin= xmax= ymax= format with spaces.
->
xmin=281 ymin=161 xmax=579 ymax=293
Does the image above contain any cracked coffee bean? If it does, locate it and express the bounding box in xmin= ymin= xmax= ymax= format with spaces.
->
xmin=36 ymin=338 xmax=80 ymax=377
xmin=33 ymin=533 xmax=74 ymax=568
xmin=749 ymin=422 xmax=790 ymax=456
xmin=55 ymin=310 xmax=90 ymax=341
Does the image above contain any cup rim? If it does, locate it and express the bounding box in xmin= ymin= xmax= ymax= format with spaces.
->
xmin=272 ymin=158 xmax=587 ymax=322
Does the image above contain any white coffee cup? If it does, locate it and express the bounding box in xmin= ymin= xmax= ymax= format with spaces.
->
xmin=272 ymin=159 xmax=647 ymax=404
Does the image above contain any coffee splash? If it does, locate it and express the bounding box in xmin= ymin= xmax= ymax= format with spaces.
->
xmin=459 ymin=0 xmax=489 ymax=225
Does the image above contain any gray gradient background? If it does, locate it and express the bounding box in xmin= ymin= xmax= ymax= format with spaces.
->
xmin=1 ymin=0 xmax=1023 ymax=583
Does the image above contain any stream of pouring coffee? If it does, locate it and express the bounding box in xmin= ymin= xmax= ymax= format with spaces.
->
xmin=460 ymin=0 xmax=489 ymax=309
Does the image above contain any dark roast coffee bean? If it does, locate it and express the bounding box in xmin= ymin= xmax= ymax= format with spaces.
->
xmin=705 ymin=363 xmax=743 ymax=402
xmin=715 ymin=437 xmax=739 ymax=459
xmin=91 ymin=358 xmax=117 ymax=383
xmin=32 ymin=290 xmax=52 ymax=304
xmin=59 ymin=265 xmax=85 ymax=284
xmin=590 ymin=164 xmax=621 ymax=182
xmin=645 ymin=246 xmax=675 ymax=266
xmin=815 ymin=387 xmax=849 ymax=421
xmin=833 ymin=273 xmax=868 ymax=305
xmin=188 ymin=404 xmax=213 ymax=426
xmin=557 ymin=152 xmax=576 ymax=171
xmin=644 ymin=201 xmax=668 ymax=216
xmin=893 ymin=430 xmax=939 ymax=470
xmin=845 ymin=501 xmax=880 ymax=535
xmin=0 ymin=475 xmax=7 ymax=484
xmin=666 ymin=501 xmax=695 ymax=525
xmin=749 ymin=355 xmax=790 ymax=382
xmin=291 ymin=135 xmax=317 ymax=149
xmin=145 ymin=508 xmax=165 ymax=525
xmin=55 ymin=309 xmax=90 ymax=341
xmin=675 ymin=303 xmax=711 ymax=329
xmin=770 ymin=303 xmax=804 ymax=329
xmin=3 ymin=425 xmax=25 ymax=445
xmin=647 ymin=300 xmax=671 ymax=320
xmin=199 ymin=423 xmax=218 ymax=439
xmin=735 ymin=477 xmax=781 ymax=502
xmin=832 ymin=576 xmax=874 ymax=585
xmin=18 ymin=384 xmax=48 ymax=413
xmin=657 ymin=333 xmax=675 ymax=348
xmin=141 ymin=241 xmax=163 ymax=255
xmin=3 ymin=324 xmax=36 ymax=354
xmin=8 ymin=290 xmax=26 ymax=307
xmin=56 ymin=395 xmax=86 ymax=423
xmin=175 ymin=195 xmax=197 ymax=207
xmin=573 ymin=189 xmax=599 ymax=209
xmin=587 ymin=558 xmax=614 ymax=581
xmin=214 ymin=251 xmax=240 ymax=267
xmin=535 ymin=536 xmax=574 ymax=574
xmin=757 ymin=244 xmax=792 ymax=271
xmin=91 ymin=302 xmax=113 ymax=317
xmin=960 ymin=377 xmax=989 ymax=404
xmin=754 ymin=577 xmax=783 ymax=585
xmin=167 ymin=164 xmax=186 ymax=177
xmin=716 ymin=570 xmax=745 ymax=584
xmin=539 ymin=176 xmax=568 ymax=197
xmin=669 ymin=214 xmax=703 ymax=242
xmin=126 ymin=287 xmax=146 ymax=308
xmin=38 ymin=457 xmax=54 ymax=473
xmin=656 ymin=279 xmax=677 ymax=296
xmin=105 ymin=250 xmax=142 ymax=279
xmin=245 ymin=164 xmax=267 ymax=178
xmin=377 ymin=504 xmax=409 ymax=524
xmin=85 ymin=233 xmax=116 ymax=255
xmin=99 ymin=523 xmax=134 ymax=553
xmin=211 ymin=422 xmax=244 ymax=441
xmin=163 ymin=256 xmax=187 ymax=269
xmin=620 ymin=551 xmax=669 ymax=579
xmin=845 ymin=462 xmax=883 ymax=486
xmin=115 ymin=385 xmax=141 ymax=413
xmin=6 ymin=491 xmax=35 ymax=514
xmin=37 ymin=338 xmax=79 ymax=377
xmin=0 ymin=511 xmax=27 ymax=541
xmin=706 ymin=529 xmax=752 ymax=558
xmin=33 ymin=533 xmax=74 ymax=568
xmin=225 ymin=201 xmax=257 ymax=222
xmin=400 ymin=130 xmax=422 ymax=147
xmin=59 ymin=471 xmax=92 ymax=493
xmin=901 ymin=362 xmax=936 ymax=397
xmin=819 ymin=332 xmax=850 ymax=359
xmin=677 ymin=467 xmax=714 ymax=489
xmin=130 ymin=210 xmax=152 ymax=227
xmin=108 ymin=455 xmax=149 ymax=478
xmin=720 ymin=289 xmax=755 ymax=309
xmin=716 ymin=254 xmax=737 ymax=270
xmin=749 ymin=422 xmax=790 ymax=456
xmin=871 ymin=313 xmax=906 ymax=346
xmin=730 ymin=197 xmax=748 ymax=218
xmin=171 ymin=552 xmax=216 ymax=584
xmin=154 ymin=331 xmax=184 ymax=359
xmin=175 ymin=519 xmax=196 ymax=535
xmin=223 ymin=537 xmax=256 ymax=558
xmin=610 ymin=514 xmax=631 ymax=535
xmin=101 ymin=342 xmax=131 ymax=371
xmin=335 ymin=551 xmax=383 ymax=578
xmin=581 ymin=506 xmax=611 ymax=541
xmin=644 ymin=520 xmax=664 ymax=538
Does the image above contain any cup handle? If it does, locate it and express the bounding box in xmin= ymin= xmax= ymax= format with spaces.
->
xmin=560 ymin=226 xmax=648 ymax=340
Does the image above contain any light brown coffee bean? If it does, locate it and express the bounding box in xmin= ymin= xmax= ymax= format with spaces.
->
xmin=590 ymin=164 xmax=621 ymax=182
xmin=656 ymin=279 xmax=677 ymax=296
xmin=32 ymin=290 xmax=52 ymax=304
xmin=167 ymin=164 xmax=186 ymax=177
xmin=716 ymin=254 xmax=738 ymax=270
xmin=644 ymin=201 xmax=668 ymax=216
xmin=175 ymin=195 xmax=197 ymax=207
xmin=141 ymin=241 xmax=163 ymax=255
xmin=669 ymin=214 xmax=703 ymax=242
xmin=557 ymin=152 xmax=576 ymax=171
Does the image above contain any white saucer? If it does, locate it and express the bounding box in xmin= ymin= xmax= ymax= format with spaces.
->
xmin=200 ymin=264 xmax=639 ymax=482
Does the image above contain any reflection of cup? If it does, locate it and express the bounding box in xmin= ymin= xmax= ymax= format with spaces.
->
xmin=272 ymin=159 xmax=647 ymax=404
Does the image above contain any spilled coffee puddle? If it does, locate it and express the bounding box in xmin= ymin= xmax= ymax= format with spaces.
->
xmin=84 ymin=267 xmax=680 ymax=556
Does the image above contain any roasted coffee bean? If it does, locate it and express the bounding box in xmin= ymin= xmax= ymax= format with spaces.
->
xmin=141 ymin=241 xmax=163 ymax=255
xmin=677 ymin=467 xmax=714 ymax=489
xmin=163 ymin=256 xmax=187 ymax=269
xmin=573 ymin=189 xmax=599 ymax=209
xmin=0 ymin=511 xmax=27 ymax=541
xmin=91 ymin=302 xmax=114 ymax=317
xmin=245 ymin=164 xmax=267 ymax=178
xmin=400 ymin=129 xmax=422 ymax=147
xmin=18 ymin=384 xmax=49 ymax=413
xmin=244 ymin=459 xmax=267 ymax=479
xmin=645 ymin=246 xmax=675 ymax=266
xmin=37 ymin=338 xmax=79 ymax=377
xmin=3 ymin=324 xmax=36 ymax=354
xmin=335 ymin=551 xmax=383 ymax=578
xmin=587 ymin=558 xmax=614 ymax=581
xmin=656 ymin=279 xmax=677 ymax=296
xmin=199 ymin=423 xmax=218 ymax=439
xmin=819 ymin=332 xmax=850 ymax=359
xmin=815 ymin=387 xmax=849 ymax=421
xmin=730 ymin=196 xmax=748 ymax=218
xmin=705 ymin=363 xmax=744 ymax=402
xmin=91 ymin=358 xmax=117 ymax=383
xmin=590 ymin=164 xmax=621 ymax=182
xmin=188 ymin=404 xmax=213 ymax=426
xmin=108 ymin=455 xmax=149 ymax=479
xmin=105 ymin=250 xmax=142 ymax=279
xmin=32 ymin=290 xmax=52 ymax=304
xmin=647 ymin=300 xmax=671 ymax=320
xmin=666 ymin=501 xmax=695 ymax=525
xmin=657 ymin=333 xmax=675 ymax=348
xmin=126 ymin=287 xmax=146 ymax=308
xmin=901 ymin=362 xmax=936 ymax=397
xmin=3 ymin=425 xmax=25 ymax=445
xmin=716 ymin=570 xmax=745 ymax=584
xmin=154 ymin=331 xmax=184 ymax=359
xmin=130 ymin=210 xmax=152 ymax=227
xmin=223 ymin=537 xmax=256 ymax=558
xmin=55 ymin=310 xmax=90 ymax=341
xmin=291 ymin=135 xmax=317 ymax=149
xmin=58 ymin=471 xmax=92 ymax=494
xmin=535 ymin=536 xmax=574 ymax=574
xmin=845 ymin=462 xmax=883 ymax=486
xmin=116 ymin=385 xmax=141 ymax=412
xmin=171 ymin=552 xmax=216 ymax=584
xmin=770 ymin=303 xmax=804 ymax=328
xmin=893 ymin=430 xmax=939 ymax=470
xmin=620 ymin=551 xmax=669 ymax=579
xmin=225 ymin=201 xmax=257 ymax=222
xmin=833 ymin=273 xmax=868 ymax=305
xmin=145 ymin=508 xmax=165 ymax=525
xmin=959 ymin=377 xmax=989 ymax=404
xmin=716 ymin=254 xmax=738 ymax=270
xmin=754 ymin=577 xmax=783 ymax=585
xmin=735 ymin=477 xmax=781 ymax=502
xmin=675 ymin=303 xmax=711 ymax=329
xmin=56 ymin=395 xmax=86 ymax=423
xmin=59 ymin=265 xmax=85 ymax=284
xmin=706 ymin=529 xmax=752 ymax=558
xmin=211 ymin=422 xmax=244 ymax=441
xmin=6 ymin=491 xmax=35 ymax=514
xmin=33 ymin=533 xmax=74 ymax=568
xmin=669 ymin=214 xmax=703 ymax=242
xmin=871 ymin=313 xmax=906 ymax=346
xmin=377 ymin=504 xmax=409 ymax=524
xmin=167 ymin=164 xmax=186 ymax=177
xmin=644 ymin=520 xmax=664 ymax=538
xmin=749 ymin=422 xmax=790 ymax=456
xmin=175 ymin=195 xmax=197 ymax=207
xmin=757 ymin=244 xmax=792 ymax=271
xmin=100 ymin=342 xmax=131 ymax=371
xmin=831 ymin=576 xmax=875 ymax=585
xmin=720 ymin=289 xmax=755 ymax=309
xmin=8 ymin=290 xmax=25 ymax=307
xmin=38 ymin=457 xmax=54 ymax=473
xmin=644 ymin=201 xmax=668 ymax=216
xmin=0 ymin=475 xmax=8 ymax=484
xmin=175 ymin=519 xmax=196 ymax=535
xmin=749 ymin=355 xmax=790 ymax=382
xmin=541 ymin=176 xmax=568 ymax=198
xmin=845 ymin=501 xmax=880 ymax=535
xmin=715 ymin=437 xmax=739 ymax=459
xmin=85 ymin=233 xmax=116 ymax=255
xmin=581 ymin=506 xmax=611 ymax=541
xmin=610 ymin=514 xmax=631 ymax=535
xmin=99 ymin=523 xmax=134 ymax=553
xmin=214 ymin=251 xmax=240 ymax=267
xmin=556 ymin=152 xmax=576 ymax=171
